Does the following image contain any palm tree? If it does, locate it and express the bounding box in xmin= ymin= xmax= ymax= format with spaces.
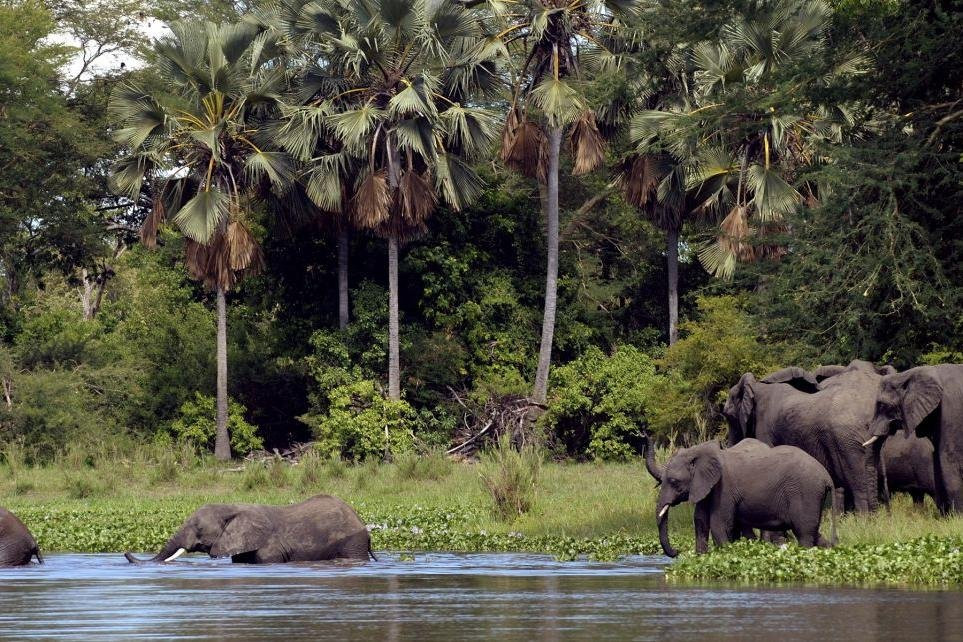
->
xmin=109 ymin=20 xmax=292 ymax=459
xmin=615 ymin=153 xmax=689 ymax=344
xmin=279 ymin=0 xmax=499 ymax=400
xmin=492 ymin=0 xmax=638 ymax=405
xmin=628 ymin=0 xmax=862 ymax=280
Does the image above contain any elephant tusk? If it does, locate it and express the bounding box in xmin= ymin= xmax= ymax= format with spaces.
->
xmin=658 ymin=505 xmax=669 ymax=519
xmin=862 ymin=436 xmax=879 ymax=448
xmin=164 ymin=548 xmax=187 ymax=562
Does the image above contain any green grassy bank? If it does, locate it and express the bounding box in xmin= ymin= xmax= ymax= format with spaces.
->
xmin=2 ymin=453 xmax=961 ymax=586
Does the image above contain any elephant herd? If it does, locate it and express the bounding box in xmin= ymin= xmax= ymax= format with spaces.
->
xmin=644 ymin=359 xmax=963 ymax=557
xmin=1 ymin=361 xmax=959 ymax=566
xmin=0 ymin=494 xmax=373 ymax=567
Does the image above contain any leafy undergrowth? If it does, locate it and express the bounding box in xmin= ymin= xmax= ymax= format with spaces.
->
xmin=12 ymin=503 xmax=663 ymax=561
xmin=667 ymin=537 xmax=963 ymax=586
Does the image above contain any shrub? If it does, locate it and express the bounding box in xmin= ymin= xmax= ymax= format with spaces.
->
xmin=303 ymin=380 xmax=415 ymax=461
xmin=298 ymin=449 xmax=324 ymax=489
xmin=479 ymin=433 xmax=541 ymax=520
xmin=394 ymin=449 xmax=453 ymax=482
xmin=169 ymin=392 xmax=263 ymax=456
xmin=648 ymin=295 xmax=795 ymax=444
xmin=541 ymin=345 xmax=657 ymax=460
xmin=240 ymin=463 xmax=269 ymax=490
xmin=62 ymin=471 xmax=104 ymax=499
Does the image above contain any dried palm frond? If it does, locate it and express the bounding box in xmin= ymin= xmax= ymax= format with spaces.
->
xmin=351 ymin=170 xmax=391 ymax=230
xmin=398 ymin=170 xmax=437 ymax=228
xmin=226 ymin=221 xmax=264 ymax=274
xmin=569 ymin=110 xmax=604 ymax=176
xmin=617 ymin=154 xmax=663 ymax=208
xmin=719 ymin=204 xmax=755 ymax=262
xmin=140 ymin=195 xmax=166 ymax=249
xmin=500 ymin=109 xmax=547 ymax=182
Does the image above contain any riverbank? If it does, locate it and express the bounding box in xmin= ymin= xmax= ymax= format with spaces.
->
xmin=2 ymin=455 xmax=961 ymax=585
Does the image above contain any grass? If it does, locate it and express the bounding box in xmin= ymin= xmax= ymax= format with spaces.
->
xmin=1 ymin=449 xmax=961 ymax=586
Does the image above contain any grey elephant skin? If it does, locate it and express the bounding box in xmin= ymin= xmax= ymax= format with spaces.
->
xmin=0 ymin=507 xmax=42 ymax=566
xmin=723 ymin=360 xmax=887 ymax=512
xmin=125 ymin=494 xmax=373 ymax=564
xmin=869 ymin=364 xmax=963 ymax=514
xmin=648 ymin=438 xmax=836 ymax=557
xmin=882 ymin=432 xmax=936 ymax=506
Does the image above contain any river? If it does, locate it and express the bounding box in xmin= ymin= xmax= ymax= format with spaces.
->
xmin=0 ymin=553 xmax=960 ymax=640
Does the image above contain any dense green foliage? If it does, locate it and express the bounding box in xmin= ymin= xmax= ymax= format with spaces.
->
xmin=0 ymin=0 xmax=960 ymax=465
xmin=668 ymin=537 xmax=963 ymax=586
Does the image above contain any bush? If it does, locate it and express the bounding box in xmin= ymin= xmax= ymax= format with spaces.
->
xmin=169 ymin=392 xmax=263 ymax=456
xmin=303 ymin=380 xmax=415 ymax=461
xmin=542 ymin=345 xmax=658 ymax=460
xmin=648 ymin=295 xmax=795 ymax=444
xmin=479 ymin=433 xmax=541 ymax=521
xmin=394 ymin=449 xmax=453 ymax=482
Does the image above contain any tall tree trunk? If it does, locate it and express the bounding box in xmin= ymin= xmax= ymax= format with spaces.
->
xmin=214 ymin=286 xmax=231 ymax=461
xmin=531 ymin=125 xmax=563 ymax=405
xmin=337 ymin=227 xmax=349 ymax=330
xmin=666 ymin=225 xmax=680 ymax=345
xmin=387 ymin=234 xmax=401 ymax=401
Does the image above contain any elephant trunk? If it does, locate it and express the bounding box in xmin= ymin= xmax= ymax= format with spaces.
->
xmin=657 ymin=505 xmax=678 ymax=558
xmin=643 ymin=435 xmax=663 ymax=483
xmin=124 ymin=531 xmax=186 ymax=564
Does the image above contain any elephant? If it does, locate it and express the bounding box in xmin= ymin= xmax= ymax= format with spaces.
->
xmin=0 ymin=507 xmax=42 ymax=566
xmin=723 ymin=360 xmax=888 ymax=512
xmin=648 ymin=438 xmax=836 ymax=557
xmin=881 ymin=432 xmax=936 ymax=506
xmin=124 ymin=494 xmax=374 ymax=564
xmin=868 ymin=364 xmax=963 ymax=514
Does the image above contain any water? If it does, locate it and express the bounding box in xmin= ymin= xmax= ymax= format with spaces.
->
xmin=0 ymin=553 xmax=961 ymax=640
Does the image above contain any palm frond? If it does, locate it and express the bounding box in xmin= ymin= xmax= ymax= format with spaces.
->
xmin=569 ymin=110 xmax=605 ymax=176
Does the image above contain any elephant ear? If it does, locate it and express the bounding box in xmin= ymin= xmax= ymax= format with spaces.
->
xmin=736 ymin=373 xmax=757 ymax=439
xmin=812 ymin=364 xmax=847 ymax=383
xmin=762 ymin=367 xmax=818 ymax=393
xmin=898 ymin=369 xmax=943 ymax=435
xmin=689 ymin=444 xmax=723 ymax=504
xmin=210 ymin=511 xmax=273 ymax=558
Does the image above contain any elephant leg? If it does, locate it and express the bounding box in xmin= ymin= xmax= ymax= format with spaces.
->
xmin=910 ymin=490 xmax=925 ymax=506
xmin=938 ymin=450 xmax=963 ymax=514
xmin=694 ymin=503 xmax=711 ymax=554
xmin=708 ymin=508 xmax=735 ymax=548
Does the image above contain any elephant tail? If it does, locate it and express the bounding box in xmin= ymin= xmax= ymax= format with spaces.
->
xmin=33 ymin=546 xmax=43 ymax=565
xmin=368 ymin=541 xmax=378 ymax=562
xmin=828 ymin=483 xmax=838 ymax=547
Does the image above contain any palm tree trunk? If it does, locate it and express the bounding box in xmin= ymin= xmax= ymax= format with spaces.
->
xmin=531 ymin=125 xmax=563 ymax=405
xmin=667 ymin=225 xmax=680 ymax=345
xmin=387 ymin=233 xmax=401 ymax=401
xmin=338 ymin=227 xmax=349 ymax=330
xmin=214 ymin=286 xmax=231 ymax=461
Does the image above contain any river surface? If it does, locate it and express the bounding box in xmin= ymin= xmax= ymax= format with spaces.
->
xmin=0 ymin=553 xmax=961 ymax=640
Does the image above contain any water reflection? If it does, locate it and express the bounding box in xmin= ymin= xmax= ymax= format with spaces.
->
xmin=0 ymin=553 xmax=959 ymax=640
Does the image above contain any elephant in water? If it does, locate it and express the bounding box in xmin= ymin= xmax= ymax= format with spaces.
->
xmin=125 ymin=494 xmax=374 ymax=564
xmin=869 ymin=364 xmax=963 ymax=514
xmin=723 ymin=360 xmax=889 ymax=512
xmin=648 ymin=438 xmax=837 ymax=557
xmin=0 ymin=507 xmax=42 ymax=566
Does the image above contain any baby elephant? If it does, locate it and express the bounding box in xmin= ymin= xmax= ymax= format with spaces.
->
xmin=125 ymin=494 xmax=373 ymax=564
xmin=0 ymin=507 xmax=42 ymax=566
xmin=651 ymin=438 xmax=836 ymax=557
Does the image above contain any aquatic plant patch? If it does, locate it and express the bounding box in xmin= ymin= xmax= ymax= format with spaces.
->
xmin=667 ymin=537 xmax=963 ymax=586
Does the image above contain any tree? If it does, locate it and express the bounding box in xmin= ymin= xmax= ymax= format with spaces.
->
xmin=109 ymin=20 xmax=291 ymax=458
xmin=492 ymin=0 xmax=637 ymax=404
xmin=629 ymin=0 xmax=864 ymax=280
xmin=279 ymin=0 xmax=499 ymax=400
